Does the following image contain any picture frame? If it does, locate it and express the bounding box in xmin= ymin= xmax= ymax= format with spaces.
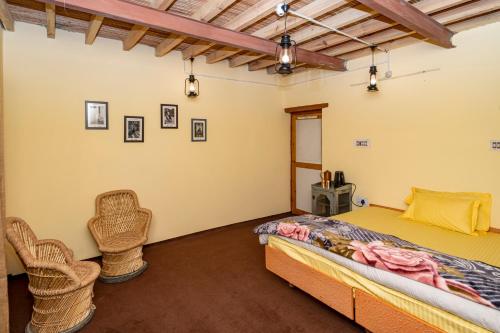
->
xmin=85 ymin=101 xmax=108 ymax=129
xmin=161 ymin=104 xmax=178 ymax=129
xmin=191 ymin=119 xmax=207 ymax=142
xmin=124 ymin=116 xmax=144 ymax=143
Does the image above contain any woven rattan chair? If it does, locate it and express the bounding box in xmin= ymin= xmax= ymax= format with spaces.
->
xmin=6 ymin=217 xmax=100 ymax=333
xmin=88 ymin=190 xmax=151 ymax=283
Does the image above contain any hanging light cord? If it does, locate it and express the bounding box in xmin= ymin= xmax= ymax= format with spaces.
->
xmin=284 ymin=7 xmax=388 ymax=54
xmin=189 ymin=57 xmax=194 ymax=75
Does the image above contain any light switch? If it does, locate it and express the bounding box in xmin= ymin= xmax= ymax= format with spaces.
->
xmin=354 ymin=139 xmax=370 ymax=148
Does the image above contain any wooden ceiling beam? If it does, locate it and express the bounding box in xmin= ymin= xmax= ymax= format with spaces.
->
xmin=182 ymin=0 xmax=285 ymax=60
xmin=36 ymin=0 xmax=346 ymax=71
xmin=302 ymin=0 xmax=469 ymax=53
xmin=156 ymin=0 xmax=238 ymax=57
xmin=248 ymin=59 xmax=276 ymax=71
xmin=85 ymin=15 xmax=104 ymax=45
xmin=45 ymin=3 xmax=55 ymax=38
xmin=123 ymin=0 xmax=175 ymax=51
xmin=229 ymin=4 xmax=376 ymax=67
xmin=342 ymin=10 xmax=500 ymax=61
xmin=206 ymin=0 xmax=351 ymax=64
xmin=355 ymin=0 xmax=455 ymax=48
xmin=0 ymin=0 xmax=14 ymax=31
xmin=328 ymin=0 xmax=499 ymax=57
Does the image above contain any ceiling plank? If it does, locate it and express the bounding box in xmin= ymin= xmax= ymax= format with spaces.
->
xmin=355 ymin=0 xmax=454 ymax=48
xmin=301 ymin=0 xmax=469 ymax=53
xmin=45 ymin=3 xmax=55 ymax=38
xmin=248 ymin=59 xmax=276 ymax=71
xmin=329 ymin=0 xmax=499 ymax=56
xmin=85 ymin=14 xmax=103 ymax=45
xmin=229 ymin=3 xmax=376 ymax=67
xmin=123 ymin=0 xmax=175 ymax=51
xmin=182 ymin=0 xmax=286 ymax=59
xmin=206 ymin=0 xmax=351 ymax=64
xmin=156 ymin=0 xmax=238 ymax=57
xmin=36 ymin=0 xmax=346 ymax=71
xmin=0 ymin=0 xmax=14 ymax=31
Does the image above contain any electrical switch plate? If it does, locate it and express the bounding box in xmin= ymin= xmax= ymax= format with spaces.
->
xmin=354 ymin=139 xmax=370 ymax=148
xmin=491 ymin=140 xmax=500 ymax=151
xmin=355 ymin=196 xmax=369 ymax=207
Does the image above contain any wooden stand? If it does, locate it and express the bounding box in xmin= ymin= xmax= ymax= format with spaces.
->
xmin=265 ymin=245 xmax=444 ymax=333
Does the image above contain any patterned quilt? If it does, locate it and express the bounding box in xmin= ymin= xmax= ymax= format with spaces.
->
xmin=254 ymin=215 xmax=500 ymax=309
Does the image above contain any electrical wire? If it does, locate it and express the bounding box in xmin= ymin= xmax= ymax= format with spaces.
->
xmin=349 ymin=183 xmax=364 ymax=207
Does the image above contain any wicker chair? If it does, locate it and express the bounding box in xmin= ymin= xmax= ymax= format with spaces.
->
xmin=88 ymin=190 xmax=151 ymax=283
xmin=6 ymin=217 xmax=100 ymax=333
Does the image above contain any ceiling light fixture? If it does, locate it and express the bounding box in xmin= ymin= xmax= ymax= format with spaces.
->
xmin=185 ymin=57 xmax=199 ymax=98
xmin=274 ymin=3 xmax=296 ymax=75
xmin=367 ymin=46 xmax=378 ymax=92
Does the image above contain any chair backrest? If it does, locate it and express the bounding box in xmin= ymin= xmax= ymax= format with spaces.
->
xmin=6 ymin=217 xmax=79 ymax=294
xmin=94 ymin=190 xmax=140 ymax=236
xmin=5 ymin=217 xmax=38 ymax=267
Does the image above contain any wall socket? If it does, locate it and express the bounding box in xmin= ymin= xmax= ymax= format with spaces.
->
xmin=354 ymin=196 xmax=369 ymax=207
xmin=491 ymin=140 xmax=500 ymax=151
xmin=354 ymin=139 xmax=370 ymax=148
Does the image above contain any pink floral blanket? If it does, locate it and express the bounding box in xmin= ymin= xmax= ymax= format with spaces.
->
xmin=254 ymin=215 xmax=500 ymax=309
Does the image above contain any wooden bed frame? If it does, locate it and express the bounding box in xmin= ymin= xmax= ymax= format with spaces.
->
xmin=264 ymin=204 xmax=499 ymax=333
xmin=265 ymin=246 xmax=444 ymax=333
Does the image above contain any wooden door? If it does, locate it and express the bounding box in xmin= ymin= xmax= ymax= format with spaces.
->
xmin=286 ymin=104 xmax=328 ymax=215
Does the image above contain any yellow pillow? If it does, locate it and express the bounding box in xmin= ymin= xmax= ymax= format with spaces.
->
xmin=402 ymin=191 xmax=480 ymax=235
xmin=404 ymin=187 xmax=492 ymax=232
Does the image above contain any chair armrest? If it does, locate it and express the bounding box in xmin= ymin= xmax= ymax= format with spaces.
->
xmin=28 ymin=260 xmax=81 ymax=296
xmin=36 ymin=239 xmax=74 ymax=264
xmin=88 ymin=216 xmax=105 ymax=248
xmin=135 ymin=208 xmax=152 ymax=238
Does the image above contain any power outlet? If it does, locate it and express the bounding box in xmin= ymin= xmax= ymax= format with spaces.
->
xmin=354 ymin=139 xmax=370 ymax=148
xmin=491 ymin=140 xmax=500 ymax=151
xmin=355 ymin=196 xmax=369 ymax=207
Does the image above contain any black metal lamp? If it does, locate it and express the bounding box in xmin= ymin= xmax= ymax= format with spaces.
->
xmin=185 ymin=57 xmax=199 ymax=97
xmin=275 ymin=3 xmax=297 ymax=75
xmin=367 ymin=46 xmax=378 ymax=92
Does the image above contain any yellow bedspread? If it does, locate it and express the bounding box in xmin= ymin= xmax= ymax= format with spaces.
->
xmin=267 ymin=207 xmax=500 ymax=333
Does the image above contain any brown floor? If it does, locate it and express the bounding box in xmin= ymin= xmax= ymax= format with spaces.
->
xmin=8 ymin=213 xmax=364 ymax=333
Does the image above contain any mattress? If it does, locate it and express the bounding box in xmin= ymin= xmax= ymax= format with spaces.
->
xmin=260 ymin=207 xmax=500 ymax=333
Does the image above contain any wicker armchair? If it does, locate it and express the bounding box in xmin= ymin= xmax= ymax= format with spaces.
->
xmin=6 ymin=217 xmax=100 ymax=333
xmin=88 ymin=190 xmax=152 ymax=283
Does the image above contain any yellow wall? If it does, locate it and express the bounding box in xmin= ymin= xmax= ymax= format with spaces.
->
xmin=282 ymin=22 xmax=500 ymax=227
xmin=4 ymin=23 xmax=290 ymax=274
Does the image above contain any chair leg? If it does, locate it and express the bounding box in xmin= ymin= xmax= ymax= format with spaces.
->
xmin=28 ymin=284 xmax=95 ymax=333
xmin=100 ymin=246 xmax=147 ymax=283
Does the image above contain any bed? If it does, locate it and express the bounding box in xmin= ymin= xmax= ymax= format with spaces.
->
xmin=256 ymin=206 xmax=500 ymax=333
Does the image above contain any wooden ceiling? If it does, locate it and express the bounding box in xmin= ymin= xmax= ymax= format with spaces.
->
xmin=1 ymin=0 xmax=499 ymax=74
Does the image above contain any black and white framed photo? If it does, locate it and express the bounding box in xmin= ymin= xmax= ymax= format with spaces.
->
xmin=191 ymin=119 xmax=207 ymax=142
xmin=85 ymin=101 xmax=108 ymax=129
xmin=161 ymin=104 xmax=178 ymax=129
xmin=124 ymin=116 xmax=144 ymax=142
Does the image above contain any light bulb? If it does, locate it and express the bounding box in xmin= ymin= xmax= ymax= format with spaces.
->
xmin=370 ymin=74 xmax=377 ymax=86
xmin=281 ymin=49 xmax=290 ymax=64
xmin=189 ymin=82 xmax=196 ymax=93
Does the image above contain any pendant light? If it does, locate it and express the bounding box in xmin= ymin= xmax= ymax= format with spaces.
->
xmin=367 ymin=46 xmax=378 ymax=92
xmin=185 ymin=57 xmax=199 ymax=97
xmin=274 ymin=3 xmax=297 ymax=75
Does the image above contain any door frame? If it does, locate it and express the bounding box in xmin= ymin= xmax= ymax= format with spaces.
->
xmin=285 ymin=103 xmax=328 ymax=215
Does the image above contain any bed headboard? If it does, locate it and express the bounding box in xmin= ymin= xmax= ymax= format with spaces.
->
xmin=369 ymin=204 xmax=500 ymax=234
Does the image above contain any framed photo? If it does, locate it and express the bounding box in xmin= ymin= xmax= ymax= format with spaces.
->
xmin=161 ymin=104 xmax=178 ymax=129
xmin=85 ymin=101 xmax=108 ymax=129
xmin=124 ymin=116 xmax=144 ymax=142
xmin=191 ymin=119 xmax=207 ymax=142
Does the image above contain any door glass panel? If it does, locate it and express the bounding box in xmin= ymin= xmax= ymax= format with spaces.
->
xmin=296 ymin=167 xmax=321 ymax=212
xmin=296 ymin=118 xmax=321 ymax=164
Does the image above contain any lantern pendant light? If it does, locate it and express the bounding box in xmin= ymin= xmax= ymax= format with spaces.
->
xmin=367 ymin=46 xmax=378 ymax=92
xmin=275 ymin=3 xmax=297 ymax=75
xmin=185 ymin=57 xmax=199 ymax=97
